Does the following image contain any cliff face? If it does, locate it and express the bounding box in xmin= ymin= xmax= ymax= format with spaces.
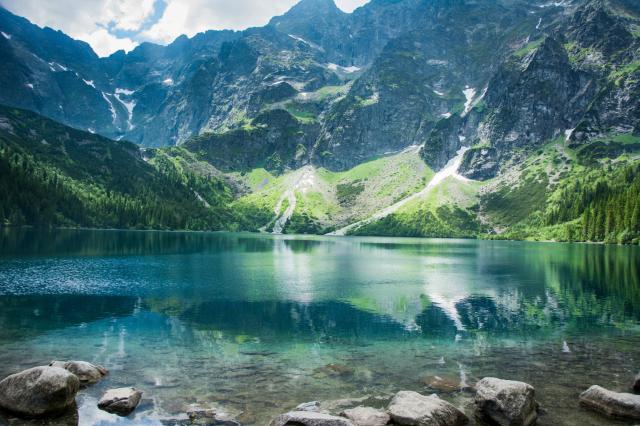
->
xmin=419 ymin=0 xmax=640 ymax=180
xmin=0 ymin=0 xmax=638 ymax=177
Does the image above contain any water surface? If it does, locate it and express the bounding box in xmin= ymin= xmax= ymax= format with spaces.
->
xmin=0 ymin=229 xmax=639 ymax=425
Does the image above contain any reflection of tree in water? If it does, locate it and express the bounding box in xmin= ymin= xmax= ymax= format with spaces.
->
xmin=0 ymin=228 xmax=324 ymax=257
xmin=0 ymin=295 xmax=137 ymax=342
xmin=516 ymin=243 xmax=640 ymax=323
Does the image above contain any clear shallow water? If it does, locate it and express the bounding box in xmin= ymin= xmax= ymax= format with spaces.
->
xmin=0 ymin=229 xmax=639 ymax=425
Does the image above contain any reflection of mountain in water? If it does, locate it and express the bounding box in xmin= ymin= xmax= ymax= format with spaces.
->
xmin=142 ymin=285 xmax=639 ymax=346
xmin=0 ymin=295 xmax=137 ymax=342
xmin=0 ymin=230 xmax=638 ymax=346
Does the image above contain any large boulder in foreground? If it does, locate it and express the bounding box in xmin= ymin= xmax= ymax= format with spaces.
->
xmin=474 ymin=377 xmax=537 ymax=426
xmin=579 ymin=385 xmax=640 ymax=420
xmin=49 ymin=361 xmax=107 ymax=387
xmin=270 ymin=411 xmax=356 ymax=426
xmin=0 ymin=366 xmax=79 ymax=417
xmin=97 ymin=387 xmax=142 ymax=416
xmin=387 ymin=391 xmax=467 ymax=426
xmin=340 ymin=406 xmax=390 ymax=426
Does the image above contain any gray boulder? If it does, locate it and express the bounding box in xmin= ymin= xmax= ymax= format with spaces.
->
xmin=49 ymin=361 xmax=107 ymax=387
xmin=387 ymin=391 xmax=468 ymax=426
xmin=97 ymin=387 xmax=142 ymax=416
xmin=579 ymin=385 xmax=640 ymax=420
xmin=474 ymin=378 xmax=537 ymax=426
xmin=0 ymin=366 xmax=79 ymax=417
xmin=634 ymin=374 xmax=640 ymax=393
xmin=271 ymin=411 xmax=356 ymax=426
xmin=340 ymin=406 xmax=390 ymax=426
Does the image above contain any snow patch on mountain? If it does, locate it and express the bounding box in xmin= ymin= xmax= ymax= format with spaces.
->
xmin=101 ymin=92 xmax=117 ymax=124
xmin=327 ymin=63 xmax=360 ymax=73
xmin=1 ymin=32 xmax=11 ymax=40
xmin=114 ymin=89 xmax=136 ymax=130
xmin=48 ymin=62 xmax=68 ymax=72
xmin=116 ymin=88 xmax=135 ymax=96
xmin=462 ymin=87 xmax=476 ymax=116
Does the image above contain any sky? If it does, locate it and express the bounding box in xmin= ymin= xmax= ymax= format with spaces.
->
xmin=0 ymin=0 xmax=370 ymax=57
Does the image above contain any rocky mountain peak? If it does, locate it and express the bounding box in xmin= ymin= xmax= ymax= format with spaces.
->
xmin=523 ymin=37 xmax=570 ymax=71
xmin=566 ymin=0 xmax=634 ymax=56
xmin=270 ymin=0 xmax=345 ymax=26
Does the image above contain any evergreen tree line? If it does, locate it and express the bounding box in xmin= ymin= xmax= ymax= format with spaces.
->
xmin=545 ymin=163 xmax=640 ymax=244
xmin=0 ymin=144 xmax=239 ymax=230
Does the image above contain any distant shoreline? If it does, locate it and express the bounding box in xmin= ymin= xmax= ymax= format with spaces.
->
xmin=1 ymin=224 xmax=636 ymax=246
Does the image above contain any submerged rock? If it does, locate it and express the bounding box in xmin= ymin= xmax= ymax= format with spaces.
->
xmin=340 ymin=406 xmax=390 ymax=426
xmin=422 ymin=376 xmax=461 ymax=393
xmin=97 ymin=387 xmax=142 ymax=416
xmin=324 ymin=364 xmax=355 ymax=376
xmin=474 ymin=377 xmax=537 ymax=426
xmin=387 ymin=391 xmax=467 ymax=426
xmin=296 ymin=401 xmax=322 ymax=412
xmin=634 ymin=374 xmax=640 ymax=394
xmin=579 ymin=385 xmax=640 ymax=420
xmin=49 ymin=361 xmax=107 ymax=387
xmin=271 ymin=411 xmax=356 ymax=426
xmin=0 ymin=366 xmax=79 ymax=417
xmin=187 ymin=407 xmax=217 ymax=422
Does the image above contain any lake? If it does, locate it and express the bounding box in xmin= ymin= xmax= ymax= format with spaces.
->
xmin=0 ymin=229 xmax=639 ymax=425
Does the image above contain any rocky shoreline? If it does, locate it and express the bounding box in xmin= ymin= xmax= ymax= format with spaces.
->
xmin=0 ymin=361 xmax=639 ymax=425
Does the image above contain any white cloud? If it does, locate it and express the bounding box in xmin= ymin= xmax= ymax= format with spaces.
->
xmin=141 ymin=0 xmax=298 ymax=44
xmin=105 ymin=0 xmax=156 ymax=31
xmin=0 ymin=0 xmax=151 ymax=55
xmin=336 ymin=0 xmax=368 ymax=12
xmin=141 ymin=0 xmax=370 ymax=44
xmin=79 ymin=28 xmax=138 ymax=57
xmin=1 ymin=0 xmax=370 ymax=54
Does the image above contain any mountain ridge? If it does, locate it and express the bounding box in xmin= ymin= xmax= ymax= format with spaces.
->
xmin=0 ymin=0 xmax=639 ymax=243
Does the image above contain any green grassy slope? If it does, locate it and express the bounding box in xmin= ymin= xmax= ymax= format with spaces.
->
xmin=230 ymin=147 xmax=432 ymax=234
xmin=346 ymin=137 xmax=640 ymax=243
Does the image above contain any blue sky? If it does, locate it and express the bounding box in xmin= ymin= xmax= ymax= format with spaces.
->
xmin=0 ymin=0 xmax=370 ymax=57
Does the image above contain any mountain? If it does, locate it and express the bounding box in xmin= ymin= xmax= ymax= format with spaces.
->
xmin=0 ymin=0 xmax=639 ymax=243
xmin=0 ymin=105 xmax=248 ymax=230
xmin=0 ymin=0 xmax=562 ymax=153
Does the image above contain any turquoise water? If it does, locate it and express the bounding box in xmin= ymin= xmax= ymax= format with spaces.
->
xmin=0 ymin=229 xmax=639 ymax=425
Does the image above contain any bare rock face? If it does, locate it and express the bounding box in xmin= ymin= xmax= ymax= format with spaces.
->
xmin=270 ymin=411 xmax=356 ymax=426
xmin=474 ymin=378 xmax=537 ymax=426
xmin=97 ymin=387 xmax=142 ymax=417
xmin=387 ymin=391 xmax=468 ymax=426
xmin=0 ymin=366 xmax=79 ymax=417
xmin=49 ymin=361 xmax=107 ymax=387
xmin=579 ymin=385 xmax=640 ymax=421
xmin=340 ymin=406 xmax=390 ymax=426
